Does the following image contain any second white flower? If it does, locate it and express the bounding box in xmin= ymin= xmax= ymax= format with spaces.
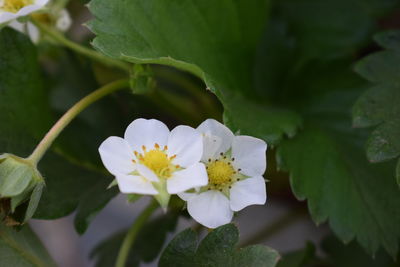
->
xmin=99 ymin=118 xmax=208 ymax=208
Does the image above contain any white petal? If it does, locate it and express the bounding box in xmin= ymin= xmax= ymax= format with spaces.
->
xmin=0 ymin=0 xmax=48 ymax=24
xmin=35 ymin=0 xmax=50 ymax=5
xmin=116 ymin=174 xmax=158 ymax=195
xmin=167 ymin=163 xmax=208 ymax=194
xmin=229 ymin=176 xmax=267 ymax=212
xmin=8 ymin=20 xmax=25 ymax=33
xmin=124 ymin=118 xmax=170 ymax=153
xmin=135 ymin=163 xmax=159 ymax=182
xmin=8 ymin=21 xmax=39 ymax=43
xmin=178 ymin=191 xmax=196 ymax=201
xmin=232 ymin=135 xmax=267 ymax=176
xmin=167 ymin=125 xmax=203 ymax=167
xmin=26 ymin=22 xmax=39 ymax=43
xmin=15 ymin=2 xmax=47 ymax=17
xmin=98 ymin=136 xmax=135 ymax=176
xmin=197 ymin=119 xmax=234 ymax=161
xmin=187 ymin=191 xmax=233 ymax=228
xmin=0 ymin=12 xmax=17 ymax=24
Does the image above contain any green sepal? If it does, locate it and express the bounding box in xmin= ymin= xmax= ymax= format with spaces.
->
xmin=107 ymin=179 xmax=118 ymax=189
xmin=152 ymin=179 xmax=170 ymax=210
xmin=0 ymin=153 xmax=44 ymax=225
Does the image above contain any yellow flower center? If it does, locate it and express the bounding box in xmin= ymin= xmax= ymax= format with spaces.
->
xmin=1 ymin=0 xmax=33 ymax=13
xmin=142 ymin=150 xmax=170 ymax=173
xmin=134 ymin=144 xmax=178 ymax=179
xmin=207 ymin=160 xmax=235 ymax=185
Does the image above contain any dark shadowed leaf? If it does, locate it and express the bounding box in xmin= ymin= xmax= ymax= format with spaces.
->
xmin=276 ymin=242 xmax=318 ymax=267
xmin=159 ymin=224 xmax=279 ymax=267
xmin=0 ymin=28 xmax=52 ymax=156
xmin=0 ymin=224 xmax=56 ymax=267
xmin=353 ymin=30 xmax=400 ymax=185
xmin=277 ymin=61 xmax=400 ymax=258
xmin=322 ymin=235 xmax=398 ymax=266
xmin=91 ymin=212 xmax=179 ymax=267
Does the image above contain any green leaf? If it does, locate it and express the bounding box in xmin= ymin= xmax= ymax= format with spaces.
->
xmin=73 ymin=181 xmax=118 ymax=235
xmin=34 ymin=153 xmax=116 ymax=223
xmin=353 ymin=30 xmax=400 ymax=165
xmin=273 ymin=0 xmax=397 ymax=61
xmin=159 ymin=224 xmax=280 ymax=267
xmin=159 ymin=228 xmax=197 ymax=267
xmin=0 ymin=28 xmax=52 ymax=156
xmin=91 ymin=212 xmax=179 ymax=267
xmin=0 ymin=224 xmax=56 ymax=267
xmin=322 ymin=235 xmax=398 ymax=267
xmin=88 ymin=0 xmax=302 ymax=145
xmin=0 ymin=28 xmax=118 ymax=232
xmin=276 ymin=61 xmax=400 ymax=258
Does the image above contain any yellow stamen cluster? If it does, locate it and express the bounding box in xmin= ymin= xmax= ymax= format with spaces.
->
xmin=133 ymin=144 xmax=178 ymax=178
xmin=205 ymin=152 xmax=243 ymax=192
xmin=207 ymin=160 xmax=235 ymax=185
xmin=1 ymin=0 xmax=33 ymax=13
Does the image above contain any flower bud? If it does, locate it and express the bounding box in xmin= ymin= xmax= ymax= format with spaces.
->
xmin=0 ymin=153 xmax=44 ymax=226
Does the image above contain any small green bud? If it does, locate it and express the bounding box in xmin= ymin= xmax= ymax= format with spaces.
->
xmin=129 ymin=64 xmax=157 ymax=94
xmin=0 ymin=153 xmax=44 ymax=226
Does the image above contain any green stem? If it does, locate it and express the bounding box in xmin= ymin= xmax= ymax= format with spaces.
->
xmin=32 ymin=21 xmax=131 ymax=73
xmin=239 ymin=209 xmax=305 ymax=247
xmin=27 ymin=79 xmax=130 ymax=164
xmin=115 ymin=200 xmax=159 ymax=267
xmin=153 ymin=67 xmax=221 ymax=119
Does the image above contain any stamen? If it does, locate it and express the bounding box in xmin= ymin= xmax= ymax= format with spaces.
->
xmin=164 ymin=145 xmax=168 ymax=150
xmin=154 ymin=143 xmax=160 ymax=149
xmin=142 ymin=145 xmax=146 ymax=151
xmin=170 ymin=155 xmax=177 ymax=160
xmin=232 ymin=157 xmax=235 ymax=161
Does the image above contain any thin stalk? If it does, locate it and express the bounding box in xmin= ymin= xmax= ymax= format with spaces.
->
xmin=153 ymin=67 xmax=221 ymax=118
xmin=240 ymin=209 xmax=305 ymax=247
xmin=32 ymin=20 xmax=131 ymax=73
xmin=27 ymin=79 xmax=130 ymax=164
xmin=115 ymin=200 xmax=159 ymax=267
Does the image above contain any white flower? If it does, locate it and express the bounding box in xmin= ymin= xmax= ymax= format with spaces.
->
xmin=99 ymin=118 xmax=208 ymax=208
xmin=0 ymin=0 xmax=49 ymax=25
xmin=8 ymin=8 xmax=71 ymax=43
xmin=180 ymin=119 xmax=267 ymax=228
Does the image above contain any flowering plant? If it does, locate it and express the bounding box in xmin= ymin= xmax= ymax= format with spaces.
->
xmin=0 ymin=0 xmax=400 ymax=266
